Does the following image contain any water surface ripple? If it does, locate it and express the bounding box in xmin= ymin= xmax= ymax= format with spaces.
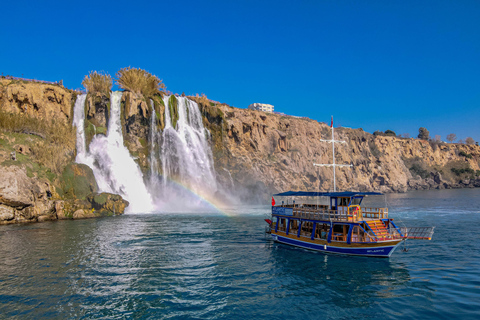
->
xmin=1 ymin=189 xmax=479 ymax=319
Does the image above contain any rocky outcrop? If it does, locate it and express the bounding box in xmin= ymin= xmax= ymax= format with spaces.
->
xmin=57 ymin=163 xmax=98 ymax=200
xmin=0 ymin=78 xmax=72 ymax=123
xmin=57 ymin=193 xmax=129 ymax=220
xmin=0 ymin=80 xmax=130 ymax=225
xmin=0 ymin=164 xmax=129 ymax=224
xmin=0 ymin=165 xmax=57 ymax=224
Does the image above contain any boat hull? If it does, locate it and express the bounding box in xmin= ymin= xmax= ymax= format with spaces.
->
xmin=271 ymin=233 xmax=402 ymax=258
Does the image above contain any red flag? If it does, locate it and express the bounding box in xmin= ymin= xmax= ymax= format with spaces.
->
xmin=271 ymin=196 xmax=276 ymax=206
xmin=330 ymin=116 xmax=333 ymax=128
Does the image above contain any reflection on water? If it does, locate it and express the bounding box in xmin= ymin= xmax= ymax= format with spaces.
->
xmin=0 ymin=189 xmax=479 ymax=319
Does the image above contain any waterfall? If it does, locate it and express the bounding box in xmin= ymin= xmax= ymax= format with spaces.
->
xmin=149 ymin=99 xmax=161 ymax=190
xmin=73 ymin=92 xmax=154 ymax=213
xmin=160 ymin=95 xmax=217 ymax=198
xmin=73 ymin=92 xmax=227 ymax=213
xmin=72 ymin=93 xmax=87 ymax=162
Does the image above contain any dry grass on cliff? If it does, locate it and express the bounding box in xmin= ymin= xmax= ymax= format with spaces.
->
xmin=82 ymin=71 xmax=113 ymax=96
xmin=0 ymin=110 xmax=75 ymax=175
xmin=116 ymin=67 xmax=165 ymax=98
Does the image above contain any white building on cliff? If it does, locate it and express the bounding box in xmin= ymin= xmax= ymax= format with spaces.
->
xmin=248 ymin=103 xmax=274 ymax=113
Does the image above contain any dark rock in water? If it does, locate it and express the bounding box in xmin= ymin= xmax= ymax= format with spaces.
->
xmin=87 ymin=193 xmax=129 ymax=216
xmin=60 ymin=193 xmax=129 ymax=220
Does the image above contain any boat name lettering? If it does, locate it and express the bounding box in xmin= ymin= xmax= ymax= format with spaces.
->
xmin=272 ymin=207 xmax=294 ymax=216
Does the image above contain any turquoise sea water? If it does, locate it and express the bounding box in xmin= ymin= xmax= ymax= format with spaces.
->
xmin=1 ymin=189 xmax=479 ymax=319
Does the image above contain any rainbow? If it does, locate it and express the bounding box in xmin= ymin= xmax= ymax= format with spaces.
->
xmin=157 ymin=178 xmax=236 ymax=217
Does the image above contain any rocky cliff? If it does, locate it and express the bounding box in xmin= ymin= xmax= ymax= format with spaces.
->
xmin=0 ymin=78 xmax=129 ymax=224
xmin=2 ymin=78 xmax=479 ymax=215
xmin=193 ymin=98 xmax=480 ymax=200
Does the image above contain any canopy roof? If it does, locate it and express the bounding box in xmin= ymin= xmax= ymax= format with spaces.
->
xmin=273 ymin=191 xmax=383 ymax=197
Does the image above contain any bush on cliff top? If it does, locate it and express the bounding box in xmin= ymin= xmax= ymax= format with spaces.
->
xmin=116 ymin=67 xmax=165 ymax=98
xmin=82 ymin=71 xmax=113 ymax=96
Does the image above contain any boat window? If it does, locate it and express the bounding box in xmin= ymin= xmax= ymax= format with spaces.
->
xmin=300 ymin=221 xmax=313 ymax=237
xmin=337 ymin=197 xmax=348 ymax=206
xmin=332 ymin=224 xmax=348 ymax=242
xmin=350 ymin=197 xmax=362 ymax=206
xmin=351 ymin=226 xmax=365 ymax=242
xmin=316 ymin=223 xmax=330 ymax=239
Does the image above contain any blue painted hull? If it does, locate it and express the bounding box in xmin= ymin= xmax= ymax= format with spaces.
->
xmin=272 ymin=234 xmax=401 ymax=258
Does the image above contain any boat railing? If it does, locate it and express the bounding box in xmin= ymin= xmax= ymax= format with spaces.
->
xmin=360 ymin=207 xmax=388 ymax=220
xmin=289 ymin=206 xmax=388 ymax=222
xmin=400 ymin=227 xmax=435 ymax=240
xmin=292 ymin=207 xmax=352 ymax=222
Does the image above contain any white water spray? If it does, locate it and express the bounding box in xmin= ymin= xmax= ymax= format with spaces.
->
xmin=160 ymin=96 xmax=217 ymax=198
xmin=73 ymin=92 xmax=154 ymax=213
xmin=72 ymin=94 xmax=87 ymax=161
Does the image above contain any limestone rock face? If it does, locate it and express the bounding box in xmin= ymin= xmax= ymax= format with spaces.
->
xmin=0 ymin=165 xmax=56 ymax=224
xmin=196 ymin=105 xmax=480 ymax=200
xmin=0 ymin=204 xmax=15 ymax=223
xmin=86 ymin=93 xmax=110 ymax=129
xmin=0 ymin=79 xmax=72 ymax=123
xmin=121 ymin=91 xmax=151 ymax=169
xmin=0 ymin=166 xmax=36 ymax=208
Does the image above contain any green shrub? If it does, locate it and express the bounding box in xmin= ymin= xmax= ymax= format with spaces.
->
xmin=410 ymin=163 xmax=430 ymax=179
xmin=451 ymin=167 xmax=475 ymax=176
xmin=418 ymin=127 xmax=430 ymax=140
xmin=168 ymin=95 xmax=179 ymax=129
xmin=384 ymin=130 xmax=396 ymax=136
xmin=459 ymin=151 xmax=473 ymax=159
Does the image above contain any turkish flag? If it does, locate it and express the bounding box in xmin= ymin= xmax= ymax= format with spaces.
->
xmin=272 ymin=197 xmax=276 ymax=206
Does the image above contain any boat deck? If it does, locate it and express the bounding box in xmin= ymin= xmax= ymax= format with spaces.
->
xmin=274 ymin=205 xmax=389 ymax=223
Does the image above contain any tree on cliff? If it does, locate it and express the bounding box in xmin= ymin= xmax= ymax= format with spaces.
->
xmin=82 ymin=71 xmax=113 ymax=96
xmin=465 ymin=137 xmax=475 ymax=145
xmin=447 ymin=133 xmax=457 ymax=143
xmin=418 ymin=127 xmax=430 ymax=140
xmin=384 ymin=130 xmax=396 ymax=137
xmin=116 ymin=67 xmax=165 ymax=98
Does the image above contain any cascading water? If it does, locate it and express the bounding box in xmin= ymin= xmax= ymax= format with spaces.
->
xmin=73 ymin=91 xmax=154 ymax=213
xmin=159 ymin=96 xmax=217 ymax=200
xmin=72 ymin=93 xmax=87 ymax=162
xmin=149 ymin=99 xmax=161 ymax=190
xmin=73 ymin=92 xmax=228 ymax=213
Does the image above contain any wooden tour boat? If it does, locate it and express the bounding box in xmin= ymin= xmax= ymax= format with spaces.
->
xmin=266 ymin=191 xmax=435 ymax=257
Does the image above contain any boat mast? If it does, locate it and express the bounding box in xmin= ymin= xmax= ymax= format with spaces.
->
xmin=314 ymin=116 xmax=352 ymax=192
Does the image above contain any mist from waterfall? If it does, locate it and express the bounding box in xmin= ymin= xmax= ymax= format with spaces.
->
xmin=73 ymin=91 xmax=154 ymax=213
xmin=148 ymin=95 xmax=220 ymax=212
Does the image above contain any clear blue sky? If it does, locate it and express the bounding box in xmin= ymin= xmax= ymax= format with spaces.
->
xmin=2 ymin=0 xmax=479 ymax=142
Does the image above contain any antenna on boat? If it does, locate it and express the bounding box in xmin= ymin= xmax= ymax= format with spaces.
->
xmin=314 ymin=116 xmax=352 ymax=192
